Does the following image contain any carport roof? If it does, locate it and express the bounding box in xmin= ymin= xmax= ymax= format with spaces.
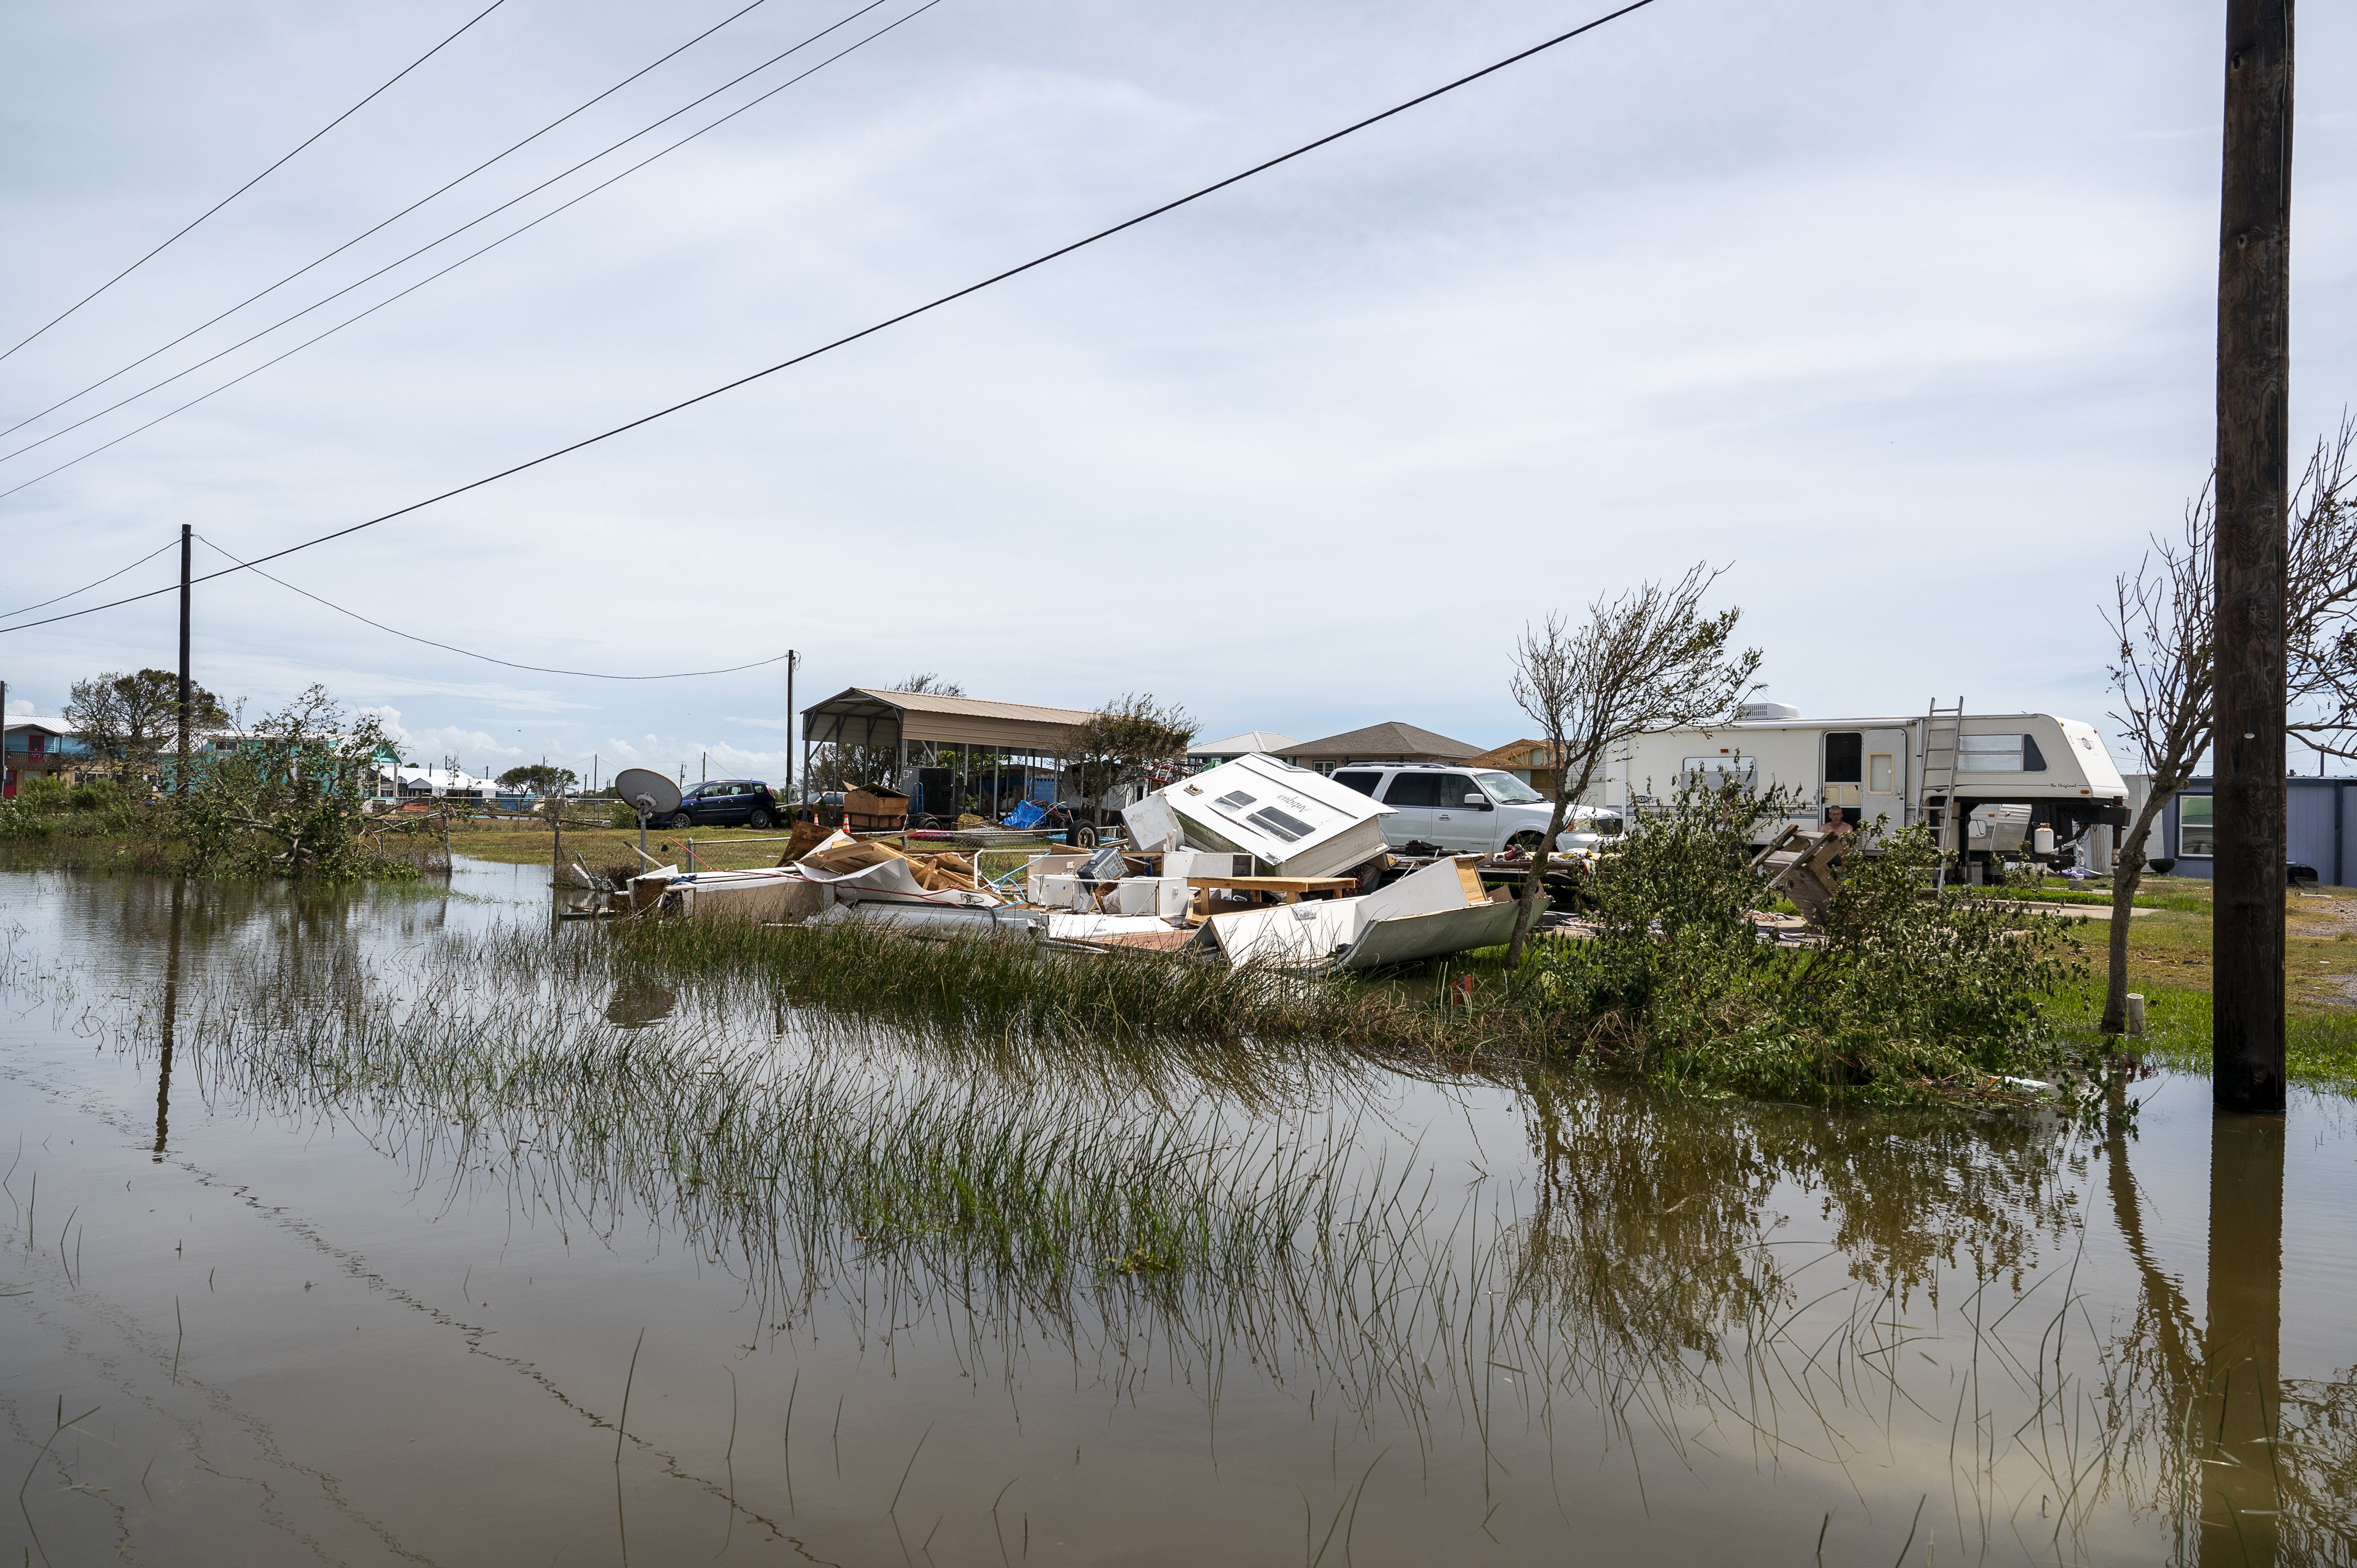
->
xmin=800 ymin=687 xmax=1097 ymax=754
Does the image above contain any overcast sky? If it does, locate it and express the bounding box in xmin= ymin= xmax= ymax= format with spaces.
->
xmin=2 ymin=0 xmax=2351 ymax=785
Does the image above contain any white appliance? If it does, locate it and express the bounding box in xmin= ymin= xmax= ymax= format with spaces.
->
xmin=1113 ymin=877 xmax=1191 ymax=917
xmin=1131 ymin=754 xmax=1395 ymax=880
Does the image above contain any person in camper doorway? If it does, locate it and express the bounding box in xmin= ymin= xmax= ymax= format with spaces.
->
xmin=1822 ymin=805 xmax=1853 ymax=837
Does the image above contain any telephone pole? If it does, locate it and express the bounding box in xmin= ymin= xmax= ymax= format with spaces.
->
xmin=786 ymin=649 xmax=798 ymax=805
xmin=2211 ymin=0 xmax=2294 ymax=1113
xmin=177 ymin=524 xmax=192 ymax=796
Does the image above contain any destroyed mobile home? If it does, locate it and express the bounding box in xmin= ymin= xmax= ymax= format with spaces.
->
xmin=603 ymin=754 xmax=1572 ymax=972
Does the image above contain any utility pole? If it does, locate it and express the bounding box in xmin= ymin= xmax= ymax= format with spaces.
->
xmin=2212 ymin=0 xmax=2294 ymax=1114
xmin=177 ymin=524 xmax=192 ymax=796
xmin=786 ymin=649 xmax=798 ymax=807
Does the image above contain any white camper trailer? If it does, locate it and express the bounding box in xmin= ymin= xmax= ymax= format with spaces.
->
xmin=1127 ymin=753 xmax=1395 ymax=879
xmin=1598 ymin=703 xmax=2131 ymax=878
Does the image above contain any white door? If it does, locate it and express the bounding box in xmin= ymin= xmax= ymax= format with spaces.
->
xmin=1860 ymin=728 xmax=1907 ymax=835
xmin=1378 ymin=771 xmax=1441 ymax=847
xmin=1430 ymin=773 xmax=1494 ymax=851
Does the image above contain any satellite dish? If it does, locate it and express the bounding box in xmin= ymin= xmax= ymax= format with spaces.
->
xmin=614 ymin=767 xmax=682 ymax=818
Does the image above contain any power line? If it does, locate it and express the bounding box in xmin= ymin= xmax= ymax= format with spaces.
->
xmin=0 ymin=0 xmax=929 ymax=475
xmin=0 ymin=0 xmax=900 ymax=455
xmin=0 ymin=0 xmax=1659 ymax=636
xmin=0 ymin=537 xmax=178 ymax=622
xmin=0 ymin=3 xmax=941 ymax=505
xmin=0 ymin=1 xmax=509 ymax=367
xmin=193 ymin=534 xmax=791 ymax=678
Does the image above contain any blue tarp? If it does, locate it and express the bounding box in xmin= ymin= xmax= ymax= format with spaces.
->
xmin=1004 ymin=799 xmax=1047 ymax=829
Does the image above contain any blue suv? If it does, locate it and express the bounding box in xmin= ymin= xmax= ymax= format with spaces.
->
xmin=663 ymin=779 xmax=779 ymax=830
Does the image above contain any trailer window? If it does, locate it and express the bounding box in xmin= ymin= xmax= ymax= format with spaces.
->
xmin=1332 ymin=770 xmax=1382 ymax=797
xmin=1824 ymin=733 xmax=1862 ymax=783
xmin=1960 ymin=735 xmax=2046 ymax=772
xmin=1247 ymin=806 xmax=1315 ymax=843
xmin=1681 ymin=756 xmax=1757 ymax=790
xmin=2178 ymin=795 xmax=2214 ymax=856
xmin=1869 ymin=754 xmax=1895 ymax=794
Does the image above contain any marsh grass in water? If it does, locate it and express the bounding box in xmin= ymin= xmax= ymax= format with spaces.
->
xmin=1 ymin=880 xmax=2330 ymax=1564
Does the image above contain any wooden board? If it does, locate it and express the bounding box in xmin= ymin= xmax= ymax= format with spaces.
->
xmin=1183 ymin=876 xmax=1358 ymax=894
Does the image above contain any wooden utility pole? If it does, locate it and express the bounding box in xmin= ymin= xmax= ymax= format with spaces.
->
xmin=786 ymin=648 xmax=799 ymax=809
xmin=177 ymin=524 xmax=192 ymax=796
xmin=2212 ymin=0 xmax=2294 ymax=1114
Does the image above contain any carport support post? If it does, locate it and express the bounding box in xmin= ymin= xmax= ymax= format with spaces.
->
xmin=2211 ymin=0 xmax=2292 ymax=1113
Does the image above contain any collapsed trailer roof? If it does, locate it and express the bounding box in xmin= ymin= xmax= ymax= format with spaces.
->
xmin=800 ymin=687 xmax=1098 ymax=755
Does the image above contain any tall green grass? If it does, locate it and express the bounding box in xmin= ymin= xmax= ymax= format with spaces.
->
xmin=2052 ymin=983 xmax=2357 ymax=1094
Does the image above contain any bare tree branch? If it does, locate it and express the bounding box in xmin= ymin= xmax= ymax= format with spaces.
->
xmin=1504 ymin=563 xmax=1763 ymax=968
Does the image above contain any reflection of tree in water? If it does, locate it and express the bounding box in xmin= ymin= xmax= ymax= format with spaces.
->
xmin=41 ymin=879 xmax=2357 ymax=1561
xmin=1514 ymin=1069 xmax=2084 ymax=1307
xmin=603 ymin=980 xmax=677 ymax=1029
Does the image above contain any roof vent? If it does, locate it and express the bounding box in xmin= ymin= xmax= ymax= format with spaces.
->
xmin=1737 ymin=702 xmax=1800 ymax=721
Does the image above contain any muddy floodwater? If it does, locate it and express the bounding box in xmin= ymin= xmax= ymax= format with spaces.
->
xmin=2 ymin=860 xmax=2353 ymax=1566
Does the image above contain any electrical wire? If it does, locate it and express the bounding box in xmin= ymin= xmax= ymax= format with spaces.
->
xmin=193 ymin=534 xmax=791 ymax=679
xmin=0 ymin=0 xmax=927 ymax=474
xmin=0 ymin=1 xmax=509 ymax=367
xmin=0 ymin=0 xmax=1659 ymax=637
xmin=0 ymin=0 xmax=779 ymax=446
xmin=0 ymin=537 xmax=179 ymax=623
xmin=0 ymin=0 xmax=899 ymax=455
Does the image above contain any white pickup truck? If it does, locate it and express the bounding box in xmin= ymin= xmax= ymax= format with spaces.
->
xmin=1327 ymin=763 xmax=1620 ymax=856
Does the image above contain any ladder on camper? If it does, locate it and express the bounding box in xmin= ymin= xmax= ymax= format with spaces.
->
xmin=1922 ymin=697 xmax=1964 ymax=891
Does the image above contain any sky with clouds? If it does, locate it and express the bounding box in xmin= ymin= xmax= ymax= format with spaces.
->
xmin=2 ymin=0 xmax=2351 ymax=785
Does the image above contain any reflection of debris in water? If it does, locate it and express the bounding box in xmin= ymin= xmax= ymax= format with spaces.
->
xmin=604 ymin=980 xmax=678 ymax=1028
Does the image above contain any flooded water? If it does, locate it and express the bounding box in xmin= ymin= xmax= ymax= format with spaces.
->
xmin=2 ymin=859 xmax=2352 ymax=1566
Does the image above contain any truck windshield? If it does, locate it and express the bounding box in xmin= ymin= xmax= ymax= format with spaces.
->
xmin=1473 ymin=771 xmax=1543 ymax=803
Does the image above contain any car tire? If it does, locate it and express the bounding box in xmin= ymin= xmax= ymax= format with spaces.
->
xmin=746 ymin=809 xmax=774 ymax=830
xmin=668 ymin=811 xmax=693 ymax=830
xmin=1507 ymin=831 xmax=1547 ymax=853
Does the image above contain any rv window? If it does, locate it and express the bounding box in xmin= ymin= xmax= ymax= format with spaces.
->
xmin=2021 ymin=735 xmax=2047 ymax=771
xmin=1824 ymin=733 xmax=1863 ymax=783
xmin=1214 ymin=790 xmax=1258 ymax=810
xmin=1381 ymin=774 xmax=1444 ymax=809
xmin=1332 ymin=770 xmax=1382 ymax=797
xmin=1472 ymin=770 xmax=1543 ymax=803
xmin=1868 ymin=753 xmax=1895 ymax=794
xmin=1959 ymin=735 xmax=2025 ymax=772
xmin=2178 ymin=795 xmax=2214 ymax=856
xmin=1248 ymin=806 xmax=1315 ymax=842
xmin=1680 ymin=756 xmax=1757 ymax=790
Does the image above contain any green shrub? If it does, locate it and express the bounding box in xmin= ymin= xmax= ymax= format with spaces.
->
xmin=0 ymin=800 xmax=53 ymax=840
xmin=1526 ymin=786 xmax=2089 ymax=1102
xmin=68 ymin=778 xmax=120 ymax=812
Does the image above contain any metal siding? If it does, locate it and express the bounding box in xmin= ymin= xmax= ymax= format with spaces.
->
xmin=2287 ymin=780 xmax=2338 ymax=883
xmin=2342 ymin=784 xmax=2356 ymax=887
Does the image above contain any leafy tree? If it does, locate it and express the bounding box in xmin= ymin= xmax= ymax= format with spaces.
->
xmin=1062 ymin=694 xmax=1195 ymax=818
xmin=63 ymin=668 xmax=229 ymax=785
xmin=172 ymin=685 xmax=403 ymax=880
xmin=496 ymin=764 xmax=578 ymax=794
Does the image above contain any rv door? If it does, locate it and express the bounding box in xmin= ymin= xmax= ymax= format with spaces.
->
xmin=1861 ymin=728 xmax=1907 ymax=831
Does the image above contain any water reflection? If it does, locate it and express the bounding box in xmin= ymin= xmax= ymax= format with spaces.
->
xmin=155 ymin=879 xmax=182 ymax=1160
xmin=603 ymin=979 xmax=678 ymax=1029
xmin=2199 ymin=1113 xmax=2283 ymax=1567
xmin=4 ymin=865 xmax=2353 ymax=1567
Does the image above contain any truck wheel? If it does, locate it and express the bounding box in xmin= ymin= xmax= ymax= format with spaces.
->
xmin=1507 ymin=831 xmax=1546 ymax=853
